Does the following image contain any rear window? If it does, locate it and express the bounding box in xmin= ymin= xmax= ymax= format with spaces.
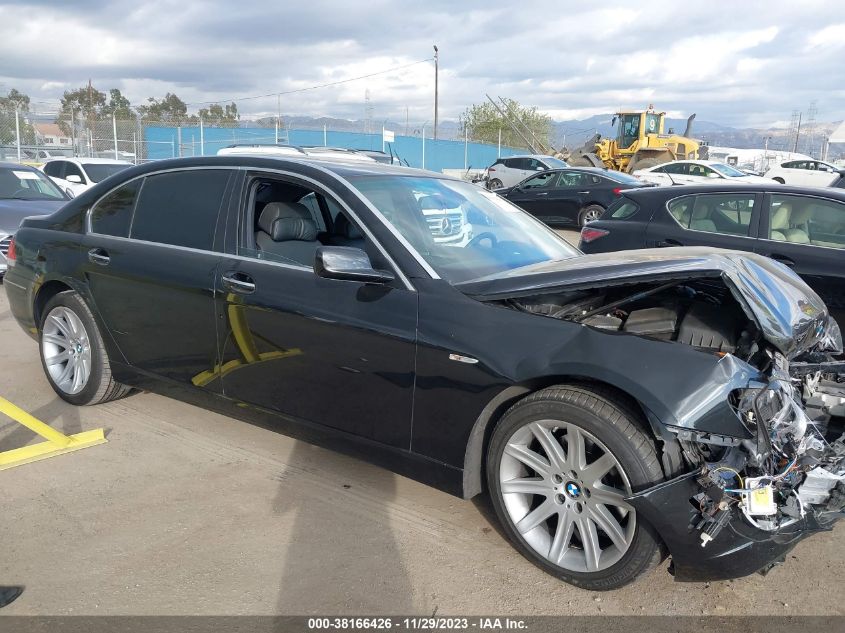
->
xmin=609 ymin=199 xmax=639 ymax=219
xmin=605 ymin=171 xmax=642 ymax=186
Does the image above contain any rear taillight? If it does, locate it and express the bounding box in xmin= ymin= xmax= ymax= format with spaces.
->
xmin=489 ymin=167 xmax=496 ymax=172
xmin=580 ymin=227 xmax=609 ymax=243
xmin=6 ymin=237 xmax=15 ymax=264
xmin=613 ymin=187 xmax=622 ymax=195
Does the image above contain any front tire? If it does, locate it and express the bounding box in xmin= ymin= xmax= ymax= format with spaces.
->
xmin=772 ymin=177 xmax=785 ymax=184
xmin=39 ymin=290 xmax=131 ymax=405
xmin=486 ymin=384 xmax=665 ymax=590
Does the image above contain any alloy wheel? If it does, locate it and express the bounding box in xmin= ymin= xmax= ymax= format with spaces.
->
xmin=498 ymin=420 xmax=636 ymax=573
xmin=41 ymin=306 xmax=92 ymax=395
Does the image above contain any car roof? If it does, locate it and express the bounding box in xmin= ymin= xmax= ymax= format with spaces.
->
xmin=111 ymin=155 xmax=448 ymax=181
xmin=500 ymin=154 xmax=557 ymax=160
xmin=0 ymin=161 xmax=42 ymax=171
xmin=43 ymin=157 xmax=131 ymax=165
xmin=622 ymin=182 xmax=845 ymax=201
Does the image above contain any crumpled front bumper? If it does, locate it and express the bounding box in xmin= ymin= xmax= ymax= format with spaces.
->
xmin=627 ymin=471 xmax=844 ymax=581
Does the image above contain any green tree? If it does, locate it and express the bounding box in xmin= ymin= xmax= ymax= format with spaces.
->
xmin=137 ymin=93 xmax=190 ymax=124
xmin=57 ymin=84 xmax=107 ymax=128
xmin=101 ymin=88 xmax=136 ymax=120
xmin=197 ymin=102 xmax=239 ymax=127
xmin=0 ymin=88 xmax=34 ymax=144
xmin=459 ymin=99 xmax=552 ymax=151
xmin=0 ymin=88 xmax=31 ymax=114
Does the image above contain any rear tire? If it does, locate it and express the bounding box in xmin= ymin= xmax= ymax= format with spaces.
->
xmin=578 ymin=204 xmax=605 ymax=227
xmin=486 ymin=384 xmax=665 ymax=590
xmin=39 ymin=290 xmax=131 ymax=406
xmin=488 ymin=178 xmax=503 ymax=190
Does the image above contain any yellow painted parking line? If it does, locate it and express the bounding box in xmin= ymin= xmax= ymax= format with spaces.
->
xmin=0 ymin=396 xmax=106 ymax=471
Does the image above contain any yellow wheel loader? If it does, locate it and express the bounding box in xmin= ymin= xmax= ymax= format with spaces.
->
xmin=570 ymin=106 xmax=707 ymax=173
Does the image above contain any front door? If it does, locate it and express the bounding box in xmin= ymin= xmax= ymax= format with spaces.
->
xmin=215 ymin=171 xmax=418 ymax=448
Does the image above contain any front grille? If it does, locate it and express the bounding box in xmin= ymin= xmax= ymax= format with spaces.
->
xmin=0 ymin=235 xmax=11 ymax=257
xmin=425 ymin=211 xmax=464 ymax=237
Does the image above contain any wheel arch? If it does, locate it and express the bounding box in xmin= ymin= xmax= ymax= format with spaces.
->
xmin=33 ymin=279 xmax=74 ymax=328
xmin=461 ymin=375 xmax=680 ymax=499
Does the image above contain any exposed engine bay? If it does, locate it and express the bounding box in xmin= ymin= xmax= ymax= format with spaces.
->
xmin=496 ymin=276 xmax=845 ymax=548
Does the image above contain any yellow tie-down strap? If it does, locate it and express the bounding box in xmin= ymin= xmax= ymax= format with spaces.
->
xmin=0 ymin=396 xmax=106 ymax=471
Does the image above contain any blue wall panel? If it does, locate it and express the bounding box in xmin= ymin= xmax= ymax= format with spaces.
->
xmin=144 ymin=125 xmax=523 ymax=173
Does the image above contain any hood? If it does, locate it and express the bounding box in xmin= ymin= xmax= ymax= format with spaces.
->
xmin=458 ymin=246 xmax=836 ymax=358
xmin=0 ymin=199 xmax=64 ymax=233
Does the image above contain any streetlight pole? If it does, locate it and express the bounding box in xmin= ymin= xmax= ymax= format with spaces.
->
xmin=433 ymin=45 xmax=439 ymax=141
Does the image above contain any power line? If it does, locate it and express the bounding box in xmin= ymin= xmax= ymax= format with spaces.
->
xmin=184 ymin=58 xmax=434 ymax=107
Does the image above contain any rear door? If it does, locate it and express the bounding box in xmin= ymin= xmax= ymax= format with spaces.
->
xmin=755 ymin=192 xmax=845 ymax=321
xmin=503 ymin=170 xmax=558 ymax=220
xmin=214 ymin=169 xmax=418 ymax=448
xmin=81 ymin=167 xmax=235 ymax=389
xmin=645 ymin=191 xmax=761 ymax=251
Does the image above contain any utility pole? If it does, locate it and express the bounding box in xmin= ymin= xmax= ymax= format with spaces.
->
xmin=433 ymin=45 xmax=439 ymax=140
xmin=793 ymin=112 xmax=802 ymax=154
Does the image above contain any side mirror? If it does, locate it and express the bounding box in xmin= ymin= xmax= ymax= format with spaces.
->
xmin=66 ymin=174 xmax=83 ymax=184
xmin=707 ymin=172 xmax=720 ymax=179
xmin=65 ymin=188 xmax=75 ymax=199
xmin=314 ymin=246 xmax=395 ymax=284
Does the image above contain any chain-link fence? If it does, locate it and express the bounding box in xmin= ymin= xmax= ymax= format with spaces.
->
xmin=0 ymin=108 xmax=524 ymax=174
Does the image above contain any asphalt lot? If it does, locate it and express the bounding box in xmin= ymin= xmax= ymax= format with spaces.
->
xmin=0 ymin=251 xmax=843 ymax=615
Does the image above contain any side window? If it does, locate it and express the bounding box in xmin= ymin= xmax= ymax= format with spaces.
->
xmin=130 ymin=169 xmax=232 ymax=250
xmin=502 ymin=158 xmax=517 ymax=169
xmin=556 ymin=171 xmax=588 ymax=188
xmin=521 ymin=171 xmax=556 ymax=189
xmin=90 ymin=179 xmax=142 ymax=237
xmin=769 ymin=195 xmax=845 ymax=248
xmin=610 ymin=200 xmax=639 ymax=219
xmin=663 ymin=163 xmax=686 ymax=175
xmin=672 ymin=194 xmax=754 ymax=235
xmin=298 ymin=192 xmax=327 ymax=231
xmin=43 ymin=162 xmax=62 ymax=178
xmin=668 ymin=196 xmax=694 ymax=226
xmin=64 ymin=162 xmax=85 ymax=182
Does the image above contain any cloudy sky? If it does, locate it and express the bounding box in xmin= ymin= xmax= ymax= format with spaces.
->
xmin=0 ymin=0 xmax=842 ymax=127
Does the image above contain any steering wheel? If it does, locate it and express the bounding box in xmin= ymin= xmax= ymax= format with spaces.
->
xmin=467 ymin=232 xmax=497 ymax=249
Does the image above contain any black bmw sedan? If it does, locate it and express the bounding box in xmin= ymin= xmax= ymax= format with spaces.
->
xmin=496 ymin=166 xmax=652 ymax=227
xmin=5 ymin=157 xmax=845 ymax=589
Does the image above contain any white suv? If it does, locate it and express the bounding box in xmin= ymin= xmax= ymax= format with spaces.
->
xmin=42 ymin=158 xmax=132 ymax=196
xmin=486 ymin=154 xmax=568 ymax=189
xmin=764 ymin=159 xmax=843 ymax=187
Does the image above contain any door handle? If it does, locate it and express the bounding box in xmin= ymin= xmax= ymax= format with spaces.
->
xmin=656 ymin=239 xmax=682 ymax=247
xmin=577 ymin=191 xmax=590 ymax=194
xmin=770 ymin=254 xmax=796 ymax=268
xmin=221 ymin=271 xmax=256 ymax=294
xmin=536 ymin=192 xmax=549 ymax=196
xmin=87 ymin=247 xmax=110 ymax=266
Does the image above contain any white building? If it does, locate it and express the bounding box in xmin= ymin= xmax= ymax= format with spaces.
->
xmin=33 ymin=123 xmax=72 ymax=148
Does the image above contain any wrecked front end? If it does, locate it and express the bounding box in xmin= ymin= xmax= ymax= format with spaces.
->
xmin=468 ymin=249 xmax=845 ymax=580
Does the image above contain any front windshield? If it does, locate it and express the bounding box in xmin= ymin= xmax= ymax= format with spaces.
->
xmin=710 ymin=163 xmax=746 ymax=178
xmin=542 ymin=156 xmax=568 ymax=168
xmin=349 ymin=175 xmax=580 ymax=283
xmin=84 ymin=163 xmax=131 ymax=183
xmin=0 ymin=166 xmax=66 ymax=200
